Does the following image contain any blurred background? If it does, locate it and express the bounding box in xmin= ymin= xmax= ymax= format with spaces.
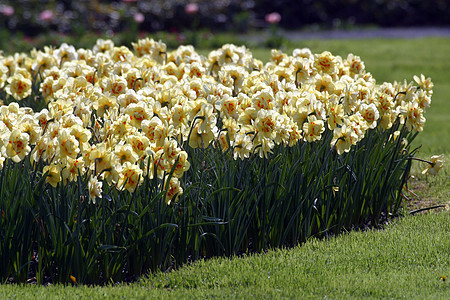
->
xmin=0 ymin=0 xmax=449 ymax=51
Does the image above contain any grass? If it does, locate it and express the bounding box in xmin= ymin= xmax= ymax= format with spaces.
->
xmin=1 ymin=211 xmax=448 ymax=299
xmin=1 ymin=36 xmax=449 ymax=297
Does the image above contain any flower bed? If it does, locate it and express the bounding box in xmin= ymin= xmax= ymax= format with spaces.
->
xmin=0 ymin=38 xmax=433 ymax=284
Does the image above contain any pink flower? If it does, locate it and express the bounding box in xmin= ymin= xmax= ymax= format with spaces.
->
xmin=185 ymin=3 xmax=199 ymax=15
xmin=0 ymin=5 xmax=14 ymax=17
xmin=39 ymin=10 xmax=54 ymax=22
xmin=133 ymin=12 xmax=145 ymax=23
xmin=265 ymin=12 xmax=281 ymax=24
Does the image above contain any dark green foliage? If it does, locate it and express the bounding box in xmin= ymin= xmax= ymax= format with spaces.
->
xmin=0 ymin=115 xmax=416 ymax=284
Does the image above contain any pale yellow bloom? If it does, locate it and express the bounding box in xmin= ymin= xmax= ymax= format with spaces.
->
xmin=215 ymin=94 xmax=240 ymax=119
xmin=88 ymin=176 xmax=103 ymax=203
xmin=327 ymin=101 xmax=344 ymax=130
xmin=114 ymin=143 xmax=139 ymax=164
xmin=303 ymin=115 xmax=325 ymax=143
xmin=401 ymin=101 xmax=425 ymax=132
xmin=3 ymin=129 xmax=31 ymax=163
xmin=19 ymin=115 xmax=41 ymax=144
xmin=126 ymin=134 xmax=150 ymax=158
xmin=109 ymin=75 xmax=127 ymax=96
xmin=314 ymin=74 xmax=335 ymax=94
xmin=171 ymin=151 xmax=190 ymax=178
xmin=314 ymin=51 xmax=336 ymax=74
xmin=89 ymin=143 xmax=113 ymax=178
xmin=164 ymin=177 xmax=183 ymax=205
xmin=58 ymin=128 xmax=80 ymax=159
xmin=5 ymin=73 xmax=32 ymax=100
xmin=331 ymin=124 xmax=358 ymax=155
xmin=125 ymin=102 xmax=152 ymax=128
xmin=43 ymin=164 xmax=61 ymax=188
xmin=413 ymin=74 xmax=433 ymax=95
xmin=40 ymin=77 xmax=55 ymax=100
xmin=252 ymin=87 xmax=274 ymax=110
xmin=189 ymin=123 xmax=215 ymax=149
xmin=359 ymin=103 xmax=380 ymax=129
xmin=254 ymin=135 xmax=275 ymax=159
xmin=117 ymin=161 xmax=143 ymax=193
xmin=232 ymin=133 xmax=252 ymax=160
xmin=254 ymin=109 xmax=280 ymax=140
xmin=61 ymin=157 xmax=85 ymax=183
xmin=345 ymin=53 xmax=365 ymax=76
xmin=291 ymin=57 xmax=311 ymax=85
xmin=422 ymin=154 xmax=445 ymax=175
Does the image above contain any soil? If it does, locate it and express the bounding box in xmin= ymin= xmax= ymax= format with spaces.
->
xmin=404 ymin=177 xmax=449 ymax=215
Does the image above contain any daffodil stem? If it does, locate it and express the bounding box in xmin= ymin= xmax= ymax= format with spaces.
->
xmin=410 ymin=157 xmax=434 ymax=166
xmin=409 ymin=205 xmax=446 ymax=215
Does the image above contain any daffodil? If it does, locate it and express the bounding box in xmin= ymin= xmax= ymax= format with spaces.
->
xmin=189 ymin=123 xmax=215 ymax=149
xmin=422 ymin=154 xmax=445 ymax=175
xmin=89 ymin=143 xmax=113 ymax=178
xmin=88 ymin=176 xmax=103 ymax=204
xmin=413 ymin=74 xmax=433 ymax=95
xmin=4 ymin=129 xmax=31 ymax=163
xmin=233 ymin=132 xmax=252 ymax=160
xmin=254 ymin=109 xmax=280 ymax=140
xmin=252 ymin=87 xmax=274 ymax=110
xmin=0 ymin=37 xmax=436 ymax=204
xmin=359 ymin=103 xmax=380 ymax=129
xmin=327 ymin=100 xmax=344 ymax=130
xmin=331 ymin=124 xmax=357 ymax=155
xmin=61 ymin=157 xmax=85 ymax=183
xmin=5 ymin=72 xmax=32 ymax=100
xmin=314 ymin=51 xmax=336 ymax=75
xmin=117 ymin=161 xmax=143 ymax=193
xmin=126 ymin=134 xmax=150 ymax=158
xmin=125 ymin=102 xmax=152 ymax=128
xmin=58 ymin=128 xmax=80 ymax=159
xmin=164 ymin=177 xmax=183 ymax=205
xmin=345 ymin=53 xmax=365 ymax=76
xmin=114 ymin=143 xmax=139 ymax=164
xmin=43 ymin=164 xmax=62 ymax=188
xmin=401 ymin=101 xmax=426 ymax=132
xmin=303 ymin=115 xmax=325 ymax=143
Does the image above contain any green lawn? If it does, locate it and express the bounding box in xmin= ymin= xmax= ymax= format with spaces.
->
xmin=1 ymin=37 xmax=449 ymax=298
xmin=1 ymin=212 xmax=449 ymax=299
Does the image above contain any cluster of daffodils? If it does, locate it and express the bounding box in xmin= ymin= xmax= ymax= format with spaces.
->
xmin=0 ymin=38 xmax=433 ymax=203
